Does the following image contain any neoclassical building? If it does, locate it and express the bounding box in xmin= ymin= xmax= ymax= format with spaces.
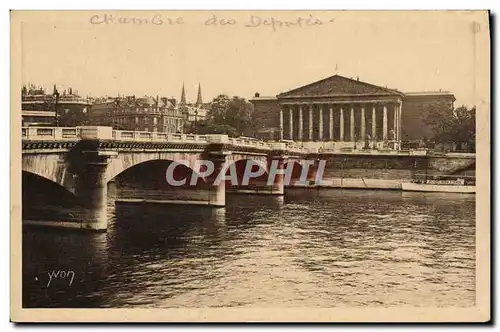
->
xmin=89 ymin=95 xmax=185 ymax=133
xmin=251 ymin=74 xmax=455 ymax=149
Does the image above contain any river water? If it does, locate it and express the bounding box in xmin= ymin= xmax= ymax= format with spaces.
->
xmin=22 ymin=188 xmax=476 ymax=308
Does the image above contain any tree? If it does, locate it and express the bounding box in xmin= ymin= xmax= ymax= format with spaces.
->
xmin=452 ymin=106 xmax=476 ymax=148
xmin=196 ymin=94 xmax=255 ymax=137
xmin=207 ymin=94 xmax=232 ymax=124
xmin=225 ymin=96 xmax=255 ymax=136
xmin=422 ymin=105 xmax=475 ymax=152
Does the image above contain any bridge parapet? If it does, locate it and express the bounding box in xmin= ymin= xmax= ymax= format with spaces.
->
xmin=22 ymin=126 xmax=215 ymax=144
xmin=113 ymin=129 xmax=210 ymax=144
xmin=229 ymin=137 xmax=271 ymax=150
xmin=22 ymin=126 xmax=82 ymax=140
xmin=21 ymin=126 xmax=476 ymax=159
xmin=21 ymin=126 xmax=299 ymax=152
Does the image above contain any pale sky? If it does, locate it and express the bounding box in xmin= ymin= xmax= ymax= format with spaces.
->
xmin=19 ymin=11 xmax=484 ymax=107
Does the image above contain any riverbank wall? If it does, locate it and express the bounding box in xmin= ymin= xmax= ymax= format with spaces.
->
xmin=287 ymin=152 xmax=476 ymax=190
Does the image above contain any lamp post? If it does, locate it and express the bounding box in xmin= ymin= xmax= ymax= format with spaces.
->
xmin=113 ymin=97 xmax=120 ymax=129
xmin=194 ymin=109 xmax=198 ymax=133
xmin=53 ymin=90 xmax=60 ymax=127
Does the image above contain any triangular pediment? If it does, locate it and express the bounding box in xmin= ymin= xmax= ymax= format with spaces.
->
xmin=277 ymin=74 xmax=403 ymax=98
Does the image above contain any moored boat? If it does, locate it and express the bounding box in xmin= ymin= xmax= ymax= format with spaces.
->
xmin=401 ymin=181 xmax=475 ymax=193
xmin=402 ymin=174 xmax=475 ymax=194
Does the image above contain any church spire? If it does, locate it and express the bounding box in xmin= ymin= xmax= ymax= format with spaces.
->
xmin=196 ymin=83 xmax=202 ymax=105
xmin=180 ymin=83 xmax=186 ymax=104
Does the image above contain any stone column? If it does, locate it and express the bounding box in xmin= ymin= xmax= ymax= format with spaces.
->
xmin=308 ymin=104 xmax=313 ymax=141
xmin=360 ymin=106 xmax=366 ymax=141
xmin=279 ymin=107 xmax=283 ymax=140
xmin=319 ymin=105 xmax=324 ymax=140
xmin=298 ymin=105 xmax=303 ymax=141
xmin=372 ymin=105 xmax=377 ymax=139
xmin=75 ymin=152 xmax=116 ymax=231
xmin=350 ymin=106 xmax=355 ymax=141
xmin=340 ymin=107 xmax=344 ymax=141
xmin=289 ymin=106 xmax=294 ymax=140
xmin=393 ymin=104 xmax=398 ymax=141
xmin=329 ymin=106 xmax=334 ymax=140
xmin=398 ymin=100 xmax=403 ymax=142
xmin=383 ymin=105 xmax=388 ymax=140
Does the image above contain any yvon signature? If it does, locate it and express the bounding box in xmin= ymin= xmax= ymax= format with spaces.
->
xmin=46 ymin=270 xmax=75 ymax=287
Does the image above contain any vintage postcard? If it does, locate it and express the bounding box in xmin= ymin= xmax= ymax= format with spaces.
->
xmin=10 ymin=10 xmax=490 ymax=322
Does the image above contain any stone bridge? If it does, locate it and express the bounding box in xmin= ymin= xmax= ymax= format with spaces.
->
xmin=22 ymin=126 xmax=475 ymax=231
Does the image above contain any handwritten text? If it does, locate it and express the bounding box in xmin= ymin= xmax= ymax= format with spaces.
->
xmin=47 ymin=270 xmax=75 ymax=287
xmin=90 ymin=14 xmax=183 ymax=26
xmin=206 ymin=14 xmax=335 ymax=31
xmin=89 ymin=13 xmax=335 ymax=31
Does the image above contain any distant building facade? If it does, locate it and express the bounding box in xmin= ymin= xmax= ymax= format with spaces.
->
xmin=400 ymin=92 xmax=456 ymax=142
xmin=21 ymin=85 xmax=55 ymax=126
xmin=89 ymin=95 xmax=185 ymax=133
xmin=250 ymin=74 xmax=455 ymax=146
xmin=248 ymin=94 xmax=281 ymax=140
xmin=21 ymin=84 xmax=91 ymax=127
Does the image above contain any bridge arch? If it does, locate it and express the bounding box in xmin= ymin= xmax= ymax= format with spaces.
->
xmin=105 ymin=152 xmax=205 ymax=184
xmin=22 ymin=171 xmax=83 ymax=221
xmin=111 ymin=158 xmax=209 ymax=190
xmin=22 ymin=154 xmax=77 ymax=193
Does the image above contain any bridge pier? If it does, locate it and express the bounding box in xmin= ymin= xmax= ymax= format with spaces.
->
xmin=75 ymin=151 xmax=117 ymax=231
xmin=268 ymin=154 xmax=286 ymax=195
xmin=206 ymin=151 xmax=229 ymax=207
xmin=307 ymin=158 xmax=321 ymax=186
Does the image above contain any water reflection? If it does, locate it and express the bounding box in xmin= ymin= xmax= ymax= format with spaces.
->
xmin=23 ymin=189 xmax=475 ymax=308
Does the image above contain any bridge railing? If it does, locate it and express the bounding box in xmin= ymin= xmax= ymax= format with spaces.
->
xmin=229 ymin=137 xmax=272 ymax=150
xmin=112 ymin=130 xmax=210 ymax=143
xmin=22 ymin=127 xmax=467 ymax=157
xmin=19 ymin=126 xmax=321 ymax=153
xmin=21 ymin=127 xmax=82 ymax=140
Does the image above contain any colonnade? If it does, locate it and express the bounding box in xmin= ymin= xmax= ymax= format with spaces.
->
xmin=279 ymin=101 xmax=402 ymax=143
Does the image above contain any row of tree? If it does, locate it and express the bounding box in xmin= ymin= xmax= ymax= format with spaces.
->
xmin=422 ymin=105 xmax=476 ymax=152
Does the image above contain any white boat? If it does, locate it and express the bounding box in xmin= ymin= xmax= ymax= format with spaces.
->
xmin=401 ymin=180 xmax=475 ymax=194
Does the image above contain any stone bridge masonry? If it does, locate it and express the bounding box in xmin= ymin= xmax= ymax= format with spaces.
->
xmin=22 ymin=127 xmax=306 ymax=231
xmin=21 ymin=126 xmax=475 ymax=231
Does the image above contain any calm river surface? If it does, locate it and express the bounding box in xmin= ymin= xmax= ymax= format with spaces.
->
xmin=23 ymin=188 xmax=476 ymax=308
